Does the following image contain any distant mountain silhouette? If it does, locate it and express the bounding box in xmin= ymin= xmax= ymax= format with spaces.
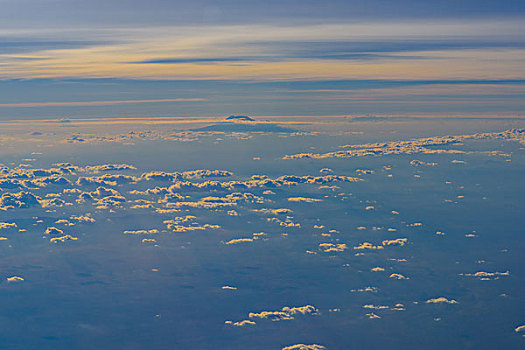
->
xmin=192 ymin=122 xmax=296 ymax=133
xmin=226 ymin=115 xmax=255 ymax=121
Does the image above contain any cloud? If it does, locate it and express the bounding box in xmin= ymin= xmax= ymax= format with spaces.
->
xmin=225 ymin=232 xmax=266 ymax=244
xmin=0 ymin=222 xmax=17 ymax=229
xmin=77 ymin=174 xmax=138 ymax=186
xmin=410 ymin=160 xmax=437 ymax=167
xmin=356 ymin=169 xmax=374 ymax=175
xmin=0 ymin=161 xmax=365 ymax=218
xmin=425 ymin=297 xmax=458 ymax=304
xmin=69 ymin=215 xmax=95 ymax=223
xmin=225 ymin=238 xmax=254 ymax=244
xmin=163 ymin=196 xmax=240 ymax=209
xmin=133 ymin=57 xmax=255 ymax=64
xmin=91 ymin=186 xmax=121 ymax=197
xmin=390 ymin=273 xmax=409 ymax=279
xmin=0 ymin=99 xmax=206 ymax=108
xmin=224 ymin=320 xmax=256 ymax=327
xmin=248 ymin=305 xmax=319 ymax=321
xmin=283 ymin=134 xmax=464 ymax=160
xmin=351 ymin=286 xmax=378 ymax=293
xmin=40 ymin=197 xmax=67 ymax=208
xmin=267 ymin=217 xmax=301 ymax=228
xmin=460 ymin=271 xmax=510 ymax=280
xmin=225 ymin=305 xmax=319 ymax=330
xmin=281 ymin=345 xmax=327 ymax=350
xmin=94 ymin=195 xmax=126 ymax=209
xmin=50 ymin=234 xmax=78 ymax=243
xmin=363 ymin=304 xmax=389 ymax=310
xmin=2 ymin=19 xmax=525 ymax=82
xmin=137 ymin=174 xmax=362 ymax=194
xmin=371 ymin=267 xmax=385 ymax=272
xmin=164 ymin=216 xmax=220 ymax=233
xmin=221 ymin=286 xmax=237 ymax=290
xmin=84 ymin=164 xmax=137 ymax=172
xmin=382 ymin=238 xmax=408 ymax=246
xmin=283 ymin=129 xmax=525 ymax=160
xmin=123 ymin=229 xmax=159 ymax=235
xmin=0 ymin=191 xmax=41 ymax=210
xmin=0 ymin=179 xmax=26 ymax=190
xmin=363 ymin=303 xmax=405 ymax=313
xmin=63 ymin=188 xmax=82 ymax=194
xmin=288 ymin=197 xmax=323 ymax=203
xmin=6 ymin=276 xmax=24 ymax=283
xmin=253 ymin=208 xmax=293 ymax=215
xmin=354 ymin=242 xmax=384 ymax=250
xmin=141 ymin=169 xmax=233 ymax=182
xmin=30 ymin=175 xmax=73 ymax=188
xmin=45 ymin=227 xmax=64 ymax=235
xmin=319 ymin=243 xmax=347 ymax=252
xmin=0 ymin=166 xmax=69 ymax=179
xmin=129 ymin=187 xmax=170 ymax=196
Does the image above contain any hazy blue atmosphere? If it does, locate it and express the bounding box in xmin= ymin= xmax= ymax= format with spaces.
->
xmin=1 ymin=116 xmax=524 ymax=349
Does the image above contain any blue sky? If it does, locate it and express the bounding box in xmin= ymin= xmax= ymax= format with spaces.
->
xmin=1 ymin=0 xmax=524 ymax=119
xmin=3 ymin=0 xmax=525 ymax=26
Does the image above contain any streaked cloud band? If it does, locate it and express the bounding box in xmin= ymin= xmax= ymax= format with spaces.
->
xmin=0 ymin=98 xmax=206 ymax=108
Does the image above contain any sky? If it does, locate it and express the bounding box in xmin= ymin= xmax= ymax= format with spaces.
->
xmin=1 ymin=0 xmax=525 ymax=119
xmin=1 ymin=3 xmax=525 ymax=348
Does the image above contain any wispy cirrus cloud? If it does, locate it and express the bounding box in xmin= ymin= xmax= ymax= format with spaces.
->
xmin=1 ymin=19 xmax=525 ymax=118
xmin=1 ymin=20 xmax=524 ymax=81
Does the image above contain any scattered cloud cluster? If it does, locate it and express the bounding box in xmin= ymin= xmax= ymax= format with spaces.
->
xmin=0 ymin=124 xmax=522 ymax=347
xmin=319 ymin=243 xmax=347 ymax=252
xmin=50 ymin=235 xmax=78 ymax=243
xmin=351 ymin=286 xmax=378 ymax=293
xmin=45 ymin=227 xmax=64 ymax=235
xmin=283 ymin=129 xmax=525 ymax=160
xmin=288 ymin=197 xmax=323 ymax=203
xmin=224 ymin=320 xmax=256 ymax=327
xmin=389 ymin=273 xmax=409 ymax=280
xmin=410 ymin=160 xmax=438 ymax=167
xmin=225 ymin=305 xmax=319 ymax=328
xmin=0 ymin=222 xmax=17 ymax=229
xmin=123 ymin=229 xmax=159 ymax=235
xmin=248 ymin=305 xmax=319 ymax=321
xmin=354 ymin=242 xmax=384 ymax=250
xmin=460 ymin=271 xmax=510 ymax=280
xmin=0 ymin=191 xmax=40 ymax=210
xmin=425 ymin=297 xmax=458 ymax=304
xmin=363 ymin=303 xmax=405 ymax=311
xmin=225 ymin=232 xmax=266 ymax=245
xmin=164 ymin=216 xmax=220 ymax=233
